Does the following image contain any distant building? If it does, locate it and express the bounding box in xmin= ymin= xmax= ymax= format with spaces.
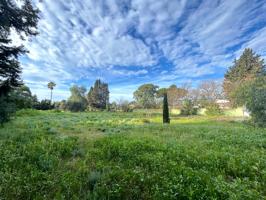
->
xmin=215 ymin=99 xmax=230 ymax=109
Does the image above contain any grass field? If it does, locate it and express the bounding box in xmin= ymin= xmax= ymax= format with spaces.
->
xmin=0 ymin=110 xmax=265 ymax=199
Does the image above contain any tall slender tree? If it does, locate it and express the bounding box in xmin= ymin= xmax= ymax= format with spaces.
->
xmin=47 ymin=81 xmax=56 ymax=103
xmin=163 ymin=93 xmax=170 ymax=124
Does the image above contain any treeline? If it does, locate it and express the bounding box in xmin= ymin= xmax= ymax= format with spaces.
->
xmin=56 ymin=80 xmax=110 ymax=112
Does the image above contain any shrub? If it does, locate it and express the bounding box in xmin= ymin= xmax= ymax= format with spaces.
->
xmin=205 ymin=103 xmax=223 ymax=116
xmin=34 ymin=99 xmax=54 ymax=110
xmin=180 ymin=99 xmax=197 ymax=116
xmin=245 ymin=77 xmax=266 ymax=127
xmin=67 ymin=101 xmax=86 ymax=112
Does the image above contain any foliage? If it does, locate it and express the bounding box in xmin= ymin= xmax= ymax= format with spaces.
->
xmin=0 ymin=95 xmax=15 ymax=125
xmin=133 ymin=84 xmax=158 ymax=108
xmin=54 ymin=100 xmax=67 ymax=111
xmin=47 ymin=81 xmax=56 ymax=103
xmin=0 ymin=0 xmax=38 ymax=124
xmin=34 ymin=99 xmax=53 ymax=110
xmin=67 ymin=85 xmax=87 ymax=112
xmin=0 ymin=0 xmax=39 ymax=96
xmin=163 ymin=93 xmax=170 ymax=123
xmin=233 ymin=76 xmax=266 ymax=127
xmin=180 ymin=99 xmax=197 ymax=116
xmin=205 ymin=102 xmax=223 ymax=116
xmin=198 ymin=80 xmax=223 ymax=103
xmin=245 ymin=77 xmax=266 ymax=127
xmin=117 ymin=99 xmax=132 ymax=112
xmin=87 ymin=80 xmax=109 ymax=110
xmin=223 ymin=48 xmax=266 ymax=105
xmin=167 ymin=85 xmax=188 ymax=108
xmin=0 ymin=111 xmax=265 ymax=199
xmin=10 ymin=85 xmax=38 ymax=109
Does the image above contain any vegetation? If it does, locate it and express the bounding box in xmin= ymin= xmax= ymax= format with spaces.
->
xmin=0 ymin=110 xmax=265 ymax=199
xmin=205 ymin=102 xmax=223 ymax=116
xmin=0 ymin=0 xmax=39 ymax=124
xmin=223 ymin=48 xmax=266 ymax=106
xmin=67 ymin=85 xmax=87 ymax=112
xmin=0 ymin=2 xmax=265 ymax=199
xmin=163 ymin=93 xmax=170 ymax=123
xmin=134 ymin=84 xmax=158 ymax=108
xmin=47 ymin=81 xmax=56 ymax=103
xmin=233 ymin=76 xmax=266 ymax=127
xmin=87 ymin=79 xmax=110 ymax=110
xmin=180 ymin=99 xmax=198 ymax=116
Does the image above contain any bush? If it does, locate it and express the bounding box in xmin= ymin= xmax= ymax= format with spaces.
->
xmin=67 ymin=101 xmax=86 ymax=112
xmin=180 ymin=100 xmax=197 ymax=116
xmin=34 ymin=99 xmax=54 ymax=110
xmin=205 ymin=103 xmax=223 ymax=116
xmin=246 ymin=77 xmax=266 ymax=127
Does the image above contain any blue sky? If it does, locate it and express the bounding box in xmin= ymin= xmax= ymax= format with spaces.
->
xmin=17 ymin=0 xmax=266 ymax=101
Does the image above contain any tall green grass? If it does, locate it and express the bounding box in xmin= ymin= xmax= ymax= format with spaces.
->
xmin=0 ymin=110 xmax=265 ymax=199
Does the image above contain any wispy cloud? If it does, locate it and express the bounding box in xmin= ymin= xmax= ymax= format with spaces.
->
xmin=17 ymin=0 xmax=266 ymax=101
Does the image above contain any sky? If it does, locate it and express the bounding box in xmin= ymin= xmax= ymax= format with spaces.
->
xmin=16 ymin=0 xmax=266 ymax=101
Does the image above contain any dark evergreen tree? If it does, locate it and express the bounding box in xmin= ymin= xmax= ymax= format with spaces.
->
xmin=87 ymin=79 xmax=109 ymax=110
xmin=163 ymin=93 xmax=170 ymax=124
xmin=223 ymin=48 xmax=266 ymax=105
xmin=0 ymin=0 xmax=39 ymax=95
xmin=0 ymin=0 xmax=38 ymax=124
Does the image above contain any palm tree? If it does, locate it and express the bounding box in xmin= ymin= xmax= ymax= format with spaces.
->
xmin=47 ymin=81 xmax=56 ymax=103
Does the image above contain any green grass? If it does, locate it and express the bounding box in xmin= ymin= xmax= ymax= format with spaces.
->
xmin=0 ymin=110 xmax=265 ymax=199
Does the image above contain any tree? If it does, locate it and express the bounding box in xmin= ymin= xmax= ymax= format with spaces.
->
xmin=47 ymin=81 xmax=56 ymax=103
xmin=87 ymin=80 xmax=109 ymax=110
xmin=133 ymin=84 xmax=158 ymax=108
xmin=167 ymin=85 xmax=188 ymax=108
xmin=223 ymin=48 xmax=266 ymax=105
xmin=0 ymin=0 xmax=39 ymax=123
xmin=10 ymin=85 xmax=36 ymax=109
xmin=67 ymin=85 xmax=87 ymax=112
xmin=198 ymin=80 xmax=223 ymax=107
xmin=163 ymin=93 xmax=170 ymax=123
xmin=233 ymin=76 xmax=266 ymax=127
xmin=0 ymin=0 xmax=39 ymax=95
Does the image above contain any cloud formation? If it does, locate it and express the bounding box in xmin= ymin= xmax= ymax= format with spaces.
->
xmin=18 ymin=0 xmax=266 ymax=100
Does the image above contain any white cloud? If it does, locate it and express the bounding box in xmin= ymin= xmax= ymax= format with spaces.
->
xmin=15 ymin=0 xmax=266 ymax=100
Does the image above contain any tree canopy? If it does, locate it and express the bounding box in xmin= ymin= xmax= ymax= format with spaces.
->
xmin=0 ymin=0 xmax=39 ymax=95
xmin=67 ymin=85 xmax=87 ymax=112
xmin=223 ymin=48 xmax=266 ymax=105
xmin=87 ymin=79 xmax=109 ymax=110
xmin=133 ymin=84 xmax=158 ymax=109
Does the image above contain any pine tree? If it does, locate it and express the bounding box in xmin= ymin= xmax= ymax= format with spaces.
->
xmin=0 ymin=0 xmax=39 ymax=95
xmin=223 ymin=48 xmax=266 ymax=105
xmin=163 ymin=93 xmax=170 ymax=124
xmin=0 ymin=0 xmax=39 ymax=124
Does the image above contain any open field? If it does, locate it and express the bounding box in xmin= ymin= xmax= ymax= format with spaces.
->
xmin=0 ymin=110 xmax=265 ymax=199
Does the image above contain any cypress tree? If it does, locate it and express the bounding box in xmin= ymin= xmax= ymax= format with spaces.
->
xmin=163 ymin=93 xmax=170 ymax=124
